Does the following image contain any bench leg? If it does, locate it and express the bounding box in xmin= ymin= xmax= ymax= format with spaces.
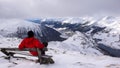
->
xmin=36 ymin=48 xmax=42 ymax=64
xmin=36 ymin=48 xmax=54 ymax=64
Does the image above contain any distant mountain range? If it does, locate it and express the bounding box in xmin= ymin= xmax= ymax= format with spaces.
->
xmin=28 ymin=16 xmax=120 ymax=56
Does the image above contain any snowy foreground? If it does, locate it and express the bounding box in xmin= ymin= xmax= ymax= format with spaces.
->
xmin=0 ymin=38 xmax=120 ymax=68
xmin=1 ymin=51 xmax=120 ymax=68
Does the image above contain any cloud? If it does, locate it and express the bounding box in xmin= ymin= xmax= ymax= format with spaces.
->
xmin=0 ymin=0 xmax=120 ymax=18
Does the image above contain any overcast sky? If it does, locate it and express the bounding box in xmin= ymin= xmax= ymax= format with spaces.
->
xmin=0 ymin=0 xmax=120 ymax=18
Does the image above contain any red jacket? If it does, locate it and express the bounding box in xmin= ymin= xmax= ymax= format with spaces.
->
xmin=19 ymin=37 xmax=44 ymax=56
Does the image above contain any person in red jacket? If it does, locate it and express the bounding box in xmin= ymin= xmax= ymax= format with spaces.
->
xmin=19 ymin=31 xmax=44 ymax=56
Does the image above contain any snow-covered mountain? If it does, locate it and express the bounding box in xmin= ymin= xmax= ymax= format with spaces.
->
xmin=92 ymin=16 xmax=120 ymax=49
xmin=29 ymin=16 xmax=120 ymax=56
xmin=49 ymin=31 xmax=103 ymax=56
xmin=0 ymin=19 xmax=41 ymax=37
xmin=0 ymin=19 xmax=65 ymax=42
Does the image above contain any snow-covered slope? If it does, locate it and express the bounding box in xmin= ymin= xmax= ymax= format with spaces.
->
xmin=49 ymin=31 xmax=103 ymax=56
xmin=92 ymin=16 xmax=120 ymax=49
xmin=0 ymin=19 xmax=42 ymax=37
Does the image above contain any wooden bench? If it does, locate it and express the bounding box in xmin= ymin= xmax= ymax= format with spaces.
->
xmin=0 ymin=48 xmax=54 ymax=64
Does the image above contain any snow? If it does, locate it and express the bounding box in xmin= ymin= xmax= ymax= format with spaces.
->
xmin=1 ymin=45 xmax=120 ymax=68
xmin=61 ymin=31 xmax=103 ymax=55
xmin=62 ymin=17 xmax=86 ymax=24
